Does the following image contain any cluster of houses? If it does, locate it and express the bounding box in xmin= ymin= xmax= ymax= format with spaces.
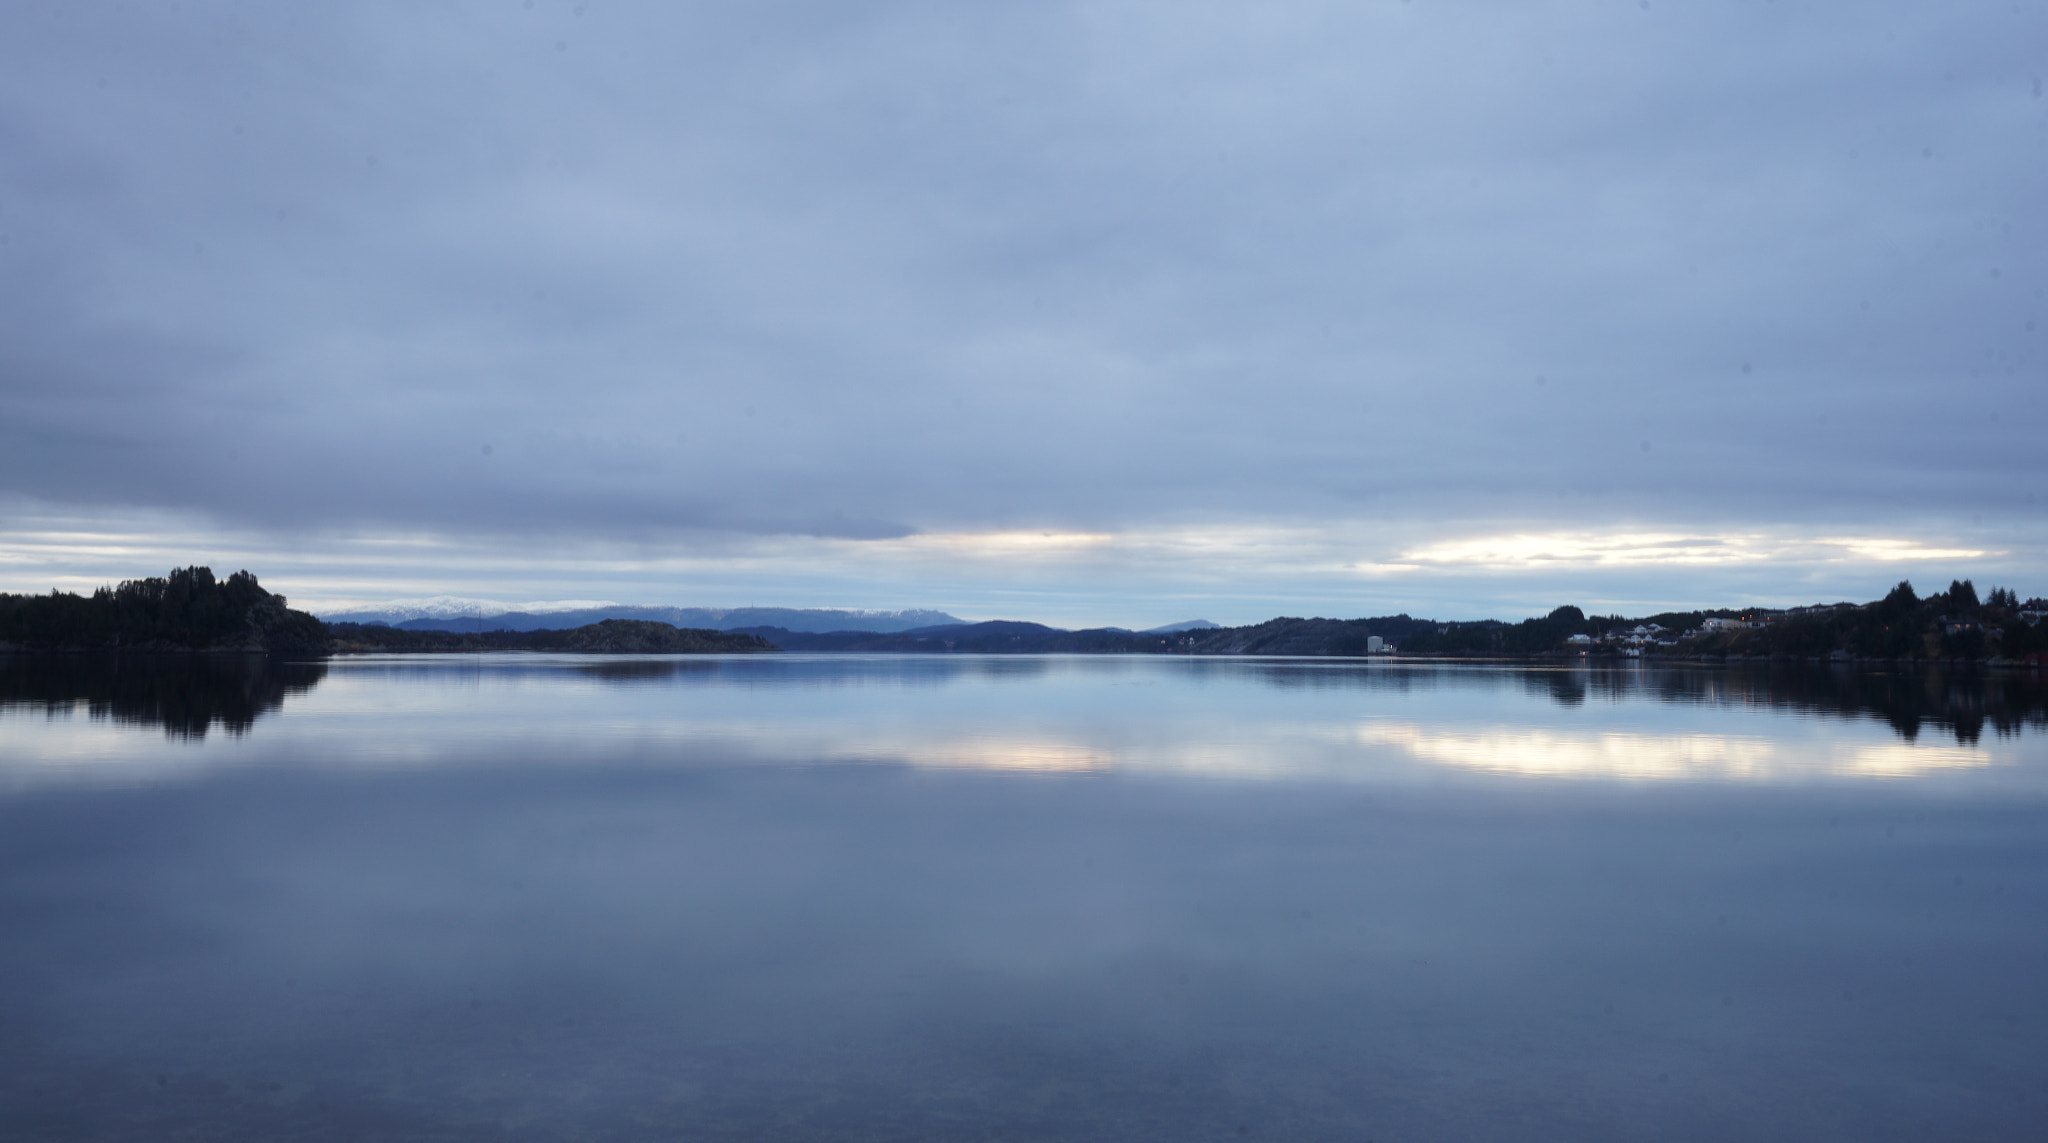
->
xmin=1699 ymin=608 xmax=1819 ymax=632
xmin=1565 ymin=622 xmax=1682 ymax=657
xmin=1566 ymin=610 xmax=1807 ymax=656
xmin=1557 ymin=599 xmax=2048 ymax=657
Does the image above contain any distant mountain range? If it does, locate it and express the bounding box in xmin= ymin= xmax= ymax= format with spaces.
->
xmin=318 ymin=602 xmax=967 ymax=635
xmin=317 ymin=601 xmax=1222 ymax=637
xmin=732 ymin=617 xmax=1420 ymax=655
xmin=318 ymin=596 xmax=615 ymax=622
xmin=1137 ymin=620 xmax=1221 ymax=634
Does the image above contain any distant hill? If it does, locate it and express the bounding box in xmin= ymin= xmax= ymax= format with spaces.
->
xmin=326 ymin=620 xmax=776 ymax=654
xmin=732 ymin=615 xmax=1435 ymax=655
xmin=327 ymin=604 xmax=963 ymax=634
xmin=732 ymin=620 xmax=1114 ymax=653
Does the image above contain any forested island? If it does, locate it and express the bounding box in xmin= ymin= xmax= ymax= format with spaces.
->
xmin=0 ymin=569 xmax=771 ymax=655
xmin=2 ymin=568 xmax=2042 ymax=665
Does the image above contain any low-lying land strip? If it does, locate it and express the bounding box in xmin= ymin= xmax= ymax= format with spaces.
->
xmin=2 ymin=568 xmax=2041 ymax=664
xmin=324 ymin=619 xmax=773 ymax=654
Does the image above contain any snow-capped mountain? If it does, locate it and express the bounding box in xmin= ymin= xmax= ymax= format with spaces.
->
xmin=317 ymin=597 xmax=620 ymax=623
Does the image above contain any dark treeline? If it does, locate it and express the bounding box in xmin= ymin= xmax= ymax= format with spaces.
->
xmin=1396 ymin=606 xmax=1617 ymax=656
xmin=1689 ymin=580 xmax=2048 ymax=662
xmin=0 ymin=567 xmax=328 ymax=653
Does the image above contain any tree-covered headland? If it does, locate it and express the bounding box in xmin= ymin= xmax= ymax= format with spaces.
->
xmin=0 ymin=567 xmax=329 ymax=653
xmin=0 ymin=567 xmax=774 ymax=655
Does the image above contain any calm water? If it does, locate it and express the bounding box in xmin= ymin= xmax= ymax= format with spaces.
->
xmin=2 ymin=654 xmax=2046 ymax=1141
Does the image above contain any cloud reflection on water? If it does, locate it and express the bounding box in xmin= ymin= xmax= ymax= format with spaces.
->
xmin=0 ymin=655 xmax=2043 ymax=791
xmin=838 ymin=724 xmax=1999 ymax=784
xmin=7 ymin=663 xmax=2047 ymax=1139
xmin=850 ymin=735 xmax=1113 ymax=774
xmin=1352 ymin=722 xmax=1993 ymax=782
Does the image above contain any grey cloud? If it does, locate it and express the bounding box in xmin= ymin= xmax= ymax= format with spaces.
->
xmin=0 ymin=1 xmax=2042 ymax=548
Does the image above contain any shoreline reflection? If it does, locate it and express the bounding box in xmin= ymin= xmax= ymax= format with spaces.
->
xmin=0 ymin=654 xmax=326 ymax=739
xmin=0 ymin=656 xmax=2042 ymax=774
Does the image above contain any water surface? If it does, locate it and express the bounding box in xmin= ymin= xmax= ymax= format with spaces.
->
xmin=3 ymin=655 xmax=2045 ymax=1140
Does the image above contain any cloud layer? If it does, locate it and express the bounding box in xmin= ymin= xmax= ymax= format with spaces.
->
xmin=2 ymin=2 xmax=2042 ymax=617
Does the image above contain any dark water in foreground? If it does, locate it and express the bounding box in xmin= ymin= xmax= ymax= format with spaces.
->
xmin=2 ymin=655 xmax=2045 ymax=1141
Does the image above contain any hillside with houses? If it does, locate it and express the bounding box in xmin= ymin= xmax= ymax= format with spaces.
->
xmin=1397 ymin=580 xmax=2045 ymax=664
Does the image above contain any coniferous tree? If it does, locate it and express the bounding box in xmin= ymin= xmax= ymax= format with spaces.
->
xmin=1945 ymin=579 xmax=1980 ymax=613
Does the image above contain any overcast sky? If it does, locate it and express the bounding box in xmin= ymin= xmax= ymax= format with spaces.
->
xmin=2 ymin=1 xmax=2043 ymax=625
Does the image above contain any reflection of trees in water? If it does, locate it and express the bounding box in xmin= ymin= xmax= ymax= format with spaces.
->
xmin=0 ymin=655 xmax=327 ymax=739
xmin=1232 ymin=662 xmax=1445 ymax=695
xmin=564 ymin=660 xmax=2048 ymax=744
xmin=12 ymin=652 xmax=2022 ymax=745
xmin=1537 ymin=672 xmax=1587 ymax=707
xmin=1558 ymin=665 xmax=2047 ymax=745
xmin=573 ymin=659 xmax=723 ymax=682
xmin=1234 ymin=661 xmax=2043 ymax=745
